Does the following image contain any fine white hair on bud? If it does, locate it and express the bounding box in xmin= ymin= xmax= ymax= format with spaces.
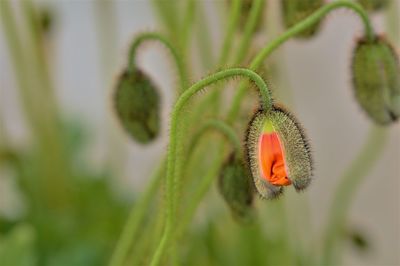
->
xmin=246 ymin=105 xmax=313 ymax=199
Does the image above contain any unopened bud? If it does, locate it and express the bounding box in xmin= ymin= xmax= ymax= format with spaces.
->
xmin=246 ymin=105 xmax=312 ymax=199
xmin=114 ymin=69 xmax=161 ymax=144
xmin=218 ymin=153 xmax=255 ymax=223
xmin=352 ymin=36 xmax=400 ymax=125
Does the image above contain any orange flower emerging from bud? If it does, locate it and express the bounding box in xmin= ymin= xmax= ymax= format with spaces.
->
xmin=259 ymin=132 xmax=291 ymax=186
xmin=246 ymin=106 xmax=312 ymax=199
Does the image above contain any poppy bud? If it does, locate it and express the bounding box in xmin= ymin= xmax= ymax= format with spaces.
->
xmin=114 ymin=69 xmax=161 ymax=143
xmin=281 ymin=0 xmax=323 ymax=38
xmin=352 ymin=36 xmax=400 ymax=125
xmin=218 ymin=153 xmax=255 ymax=223
xmin=246 ymin=106 xmax=312 ymax=199
xmin=357 ymin=0 xmax=389 ymax=11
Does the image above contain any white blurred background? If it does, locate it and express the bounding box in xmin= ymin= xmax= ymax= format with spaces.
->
xmin=0 ymin=1 xmax=399 ymax=265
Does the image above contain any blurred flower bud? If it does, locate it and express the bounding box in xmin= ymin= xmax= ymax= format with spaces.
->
xmin=246 ymin=106 xmax=312 ymax=199
xmin=357 ymin=0 xmax=389 ymax=11
xmin=114 ymin=69 xmax=160 ymax=144
xmin=352 ymin=36 xmax=400 ymax=125
xmin=281 ymin=0 xmax=323 ymax=38
xmin=218 ymin=153 xmax=255 ymax=223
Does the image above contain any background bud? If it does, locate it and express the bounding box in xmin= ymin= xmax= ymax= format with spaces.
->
xmin=357 ymin=0 xmax=389 ymax=11
xmin=281 ymin=0 xmax=323 ymax=38
xmin=352 ymin=36 xmax=400 ymax=125
xmin=246 ymin=106 xmax=312 ymax=198
xmin=218 ymin=153 xmax=255 ymax=223
xmin=114 ymin=69 xmax=160 ymax=144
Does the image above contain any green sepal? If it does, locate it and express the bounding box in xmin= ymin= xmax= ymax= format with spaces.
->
xmin=114 ymin=68 xmax=161 ymax=144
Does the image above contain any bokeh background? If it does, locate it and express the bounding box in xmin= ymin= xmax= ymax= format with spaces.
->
xmin=1 ymin=0 xmax=399 ymax=265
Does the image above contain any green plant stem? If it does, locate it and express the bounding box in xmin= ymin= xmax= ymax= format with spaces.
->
xmin=210 ymin=0 xmax=263 ymax=112
xmin=188 ymin=119 xmax=241 ymax=157
xmin=127 ymin=32 xmax=188 ymax=92
xmin=151 ymin=0 xmax=180 ymax=43
xmin=109 ymin=161 xmax=165 ymax=266
xmin=232 ymin=0 xmax=265 ymax=64
xmin=218 ymin=0 xmax=242 ymax=65
xmin=227 ymin=0 xmax=374 ymax=121
xmin=195 ymin=2 xmax=215 ymax=69
xmin=322 ymin=125 xmax=388 ymax=265
xmin=176 ymin=119 xmax=241 ymax=216
xmin=150 ymin=68 xmax=272 ymax=266
xmin=182 ymin=0 xmax=196 ymax=50
xmin=178 ymin=154 xmax=225 ymax=238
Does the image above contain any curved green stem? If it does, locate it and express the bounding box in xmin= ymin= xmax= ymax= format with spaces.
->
xmin=127 ymin=32 xmax=188 ymax=91
xmin=232 ymin=0 xmax=265 ymax=64
xmin=188 ymin=119 xmax=241 ymax=157
xmin=150 ymin=68 xmax=272 ymax=266
xmin=109 ymin=161 xmax=165 ymax=266
xmin=322 ymin=125 xmax=388 ymax=265
xmin=218 ymin=0 xmax=242 ymax=65
xmin=227 ymin=0 xmax=374 ymax=121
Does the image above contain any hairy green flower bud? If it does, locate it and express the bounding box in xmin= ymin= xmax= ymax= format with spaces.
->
xmin=352 ymin=36 xmax=400 ymax=125
xmin=358 ymin=0 xmax=389 ymax=11
xmin=114 ymin=69 xmax=160 ymax=143
xmin=281 ymin=0 xmax=323 ymax=38
xmin=218 ymin=153 xmax=255 ymax=223
xmin=246 ymin=106 xmax=312 ymax=199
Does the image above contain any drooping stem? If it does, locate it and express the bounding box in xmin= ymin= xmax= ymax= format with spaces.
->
xmin=127 ymin=32 xmax=188 ymax=92
xmin=150 ymin=68 xmax=272 ymax=266
xmin=109 ymin=161 xmax=166 ymax=266
xmin=227 ymin=0 xmax=374 ymax=121
xmin=322 ymin=125 xmax=388 ymax=265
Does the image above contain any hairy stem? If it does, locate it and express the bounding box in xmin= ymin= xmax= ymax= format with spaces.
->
xmin=228 ymin=0 xmax=374 ymax=121
xmin=128 ymin=32 xmax=188 ymax=92
xmin=109 ymin=161 xmax=165 ymax=266
xmin=322 ymin=125 xmax=388 ymax=265
xmin=150 ymin=68 xmax=272 ymax=266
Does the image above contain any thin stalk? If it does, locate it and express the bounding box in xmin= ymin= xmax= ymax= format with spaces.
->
xmin=109 ymin=161 xmax=166 ymax=266
xmin=209 ymin=0 xmax=264 ymax=112
xmin=128 ymin=32 xmax=188 ymax=92
xmin=176 ymin=119 xmax=241 ymax=217
xmin=218 ymin=0 xmax=242 ymax=65
xmin=178 ymin=154 xmax=225 ymax=238
xmin=188 ymin=119 xmax=241 ymax=157
xmin=322 ymin=125 xmax=388 ymax=265
xmin=150 ymin=68 xmax=272 ymax=266
xmin=151 ymin=0 xmax=180 ymax=43
xmin=181 ymin=0 xmax=196 ymax=50
xmin=227 ymin=0 xmax=374 ymax=121
xmin=195 ymin=2 xmax=215 ymax=69
xmin=231 ymin=0 xmax=265 ymax=64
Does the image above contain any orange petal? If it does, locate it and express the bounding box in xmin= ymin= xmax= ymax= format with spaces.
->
xmin=258 ymin=133 xmax=291 ymax=186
